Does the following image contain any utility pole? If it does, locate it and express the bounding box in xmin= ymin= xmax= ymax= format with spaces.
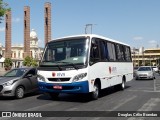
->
xmin=85 ymin=24 xmax=96 ymax=34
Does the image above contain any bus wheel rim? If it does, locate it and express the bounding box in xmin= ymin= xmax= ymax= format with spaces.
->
xmin=93 ymin=85 xmax=98 ymax=97
xmin=122 ymin=81 xmax=125 ymax=88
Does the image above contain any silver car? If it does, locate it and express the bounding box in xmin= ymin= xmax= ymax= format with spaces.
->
xmin=135 ymin=66 xmax=155 ymax=80
xmin=0 ymin=67 xmax=38 ymax=99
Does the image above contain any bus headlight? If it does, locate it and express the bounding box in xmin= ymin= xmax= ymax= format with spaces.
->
xmin=72 ymin=73 xmax=87 ymax=82
xmin=37 ymin=74 xmax=45 ymax=82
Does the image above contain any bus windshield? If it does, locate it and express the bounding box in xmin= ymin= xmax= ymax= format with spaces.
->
xmin=40 ymin=38 xmax=89 ymax=67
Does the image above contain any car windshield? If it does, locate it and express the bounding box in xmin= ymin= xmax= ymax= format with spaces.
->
xmin=3 ymin=68 xmax=27 ymax=77
xmin=138 ymin=67 xmax=152 ymax=71
xmin=40 ymin=37 xmax=89 ymax=66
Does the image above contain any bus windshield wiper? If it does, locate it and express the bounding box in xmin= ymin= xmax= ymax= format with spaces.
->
xmin=52 ymin=62 xmax=63 ymax=71
xmin=55 ymin=62 xmax=79 ymax=70
xmin=56 ymin=64 xmax=63 ymax=71
xmin=42 ymin=61 xmax=63 ymax=71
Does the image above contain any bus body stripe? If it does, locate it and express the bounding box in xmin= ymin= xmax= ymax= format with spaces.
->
xmin=38 ymin=81 xmax=89 ymax=93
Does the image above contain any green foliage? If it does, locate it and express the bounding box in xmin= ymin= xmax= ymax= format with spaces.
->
xmin=23 ymin=56 xmax=38 ymax=67
xmin=4 ymin=58 xmax=12 ymax=70
xmin=23 ymin=56 xmax=32 ymax=67
xmin=0 ymin=0 xmax=10 ymax=23
xmin=31 ymin=59 xmax=38 ymax=67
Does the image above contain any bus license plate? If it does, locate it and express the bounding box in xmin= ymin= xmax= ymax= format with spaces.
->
xmin=53 ymin=85 xmax=62 ymax=89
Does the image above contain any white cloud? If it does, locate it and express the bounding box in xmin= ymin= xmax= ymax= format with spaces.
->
xmin=12 ymin=17 xmax=21 ymax=23
xmin=133 ymin=36 xmax=144 ymax=40
xmin=148 ymin=40 xmax=157 ymax=44
xmin=0 ymin=27 xmax=5 ymax=32
xmin=38 ymin=39 xmax=44 ymax=47
xmin=148 ymin=40 xmax=158 ymax=48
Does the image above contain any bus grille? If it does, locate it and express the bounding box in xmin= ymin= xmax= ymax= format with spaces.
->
xmin=46 ymin=86 xmax=75 ymax=90
xmin=48 ymin=78 xmax=70 ymax=82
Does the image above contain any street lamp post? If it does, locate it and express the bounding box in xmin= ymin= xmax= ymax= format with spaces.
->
xmin=85 ymin=24 xmax=97 ymax=34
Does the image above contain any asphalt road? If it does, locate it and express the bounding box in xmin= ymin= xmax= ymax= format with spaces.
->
xmin=1 ymin=74 xmax=160 ymax=120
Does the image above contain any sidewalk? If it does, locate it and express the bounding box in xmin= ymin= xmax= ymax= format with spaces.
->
xmin=0 ymin=67 xmax=6 ymax=76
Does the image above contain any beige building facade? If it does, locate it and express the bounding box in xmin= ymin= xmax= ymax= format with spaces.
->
xmin=0 ymin=29 xmax=43 ymax=68
xmin=132 ymin=47 xmax=160 ymax=67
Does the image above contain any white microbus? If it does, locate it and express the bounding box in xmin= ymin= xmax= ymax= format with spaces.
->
xmin=38 ymin=34 xmax=133 ymax=100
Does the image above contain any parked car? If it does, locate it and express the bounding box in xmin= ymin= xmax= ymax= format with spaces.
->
xmin=135 ymin=66 xmax=155 ymax=80
xmin=0 ymin=67 xmax=38 ymax=99
xmin=152 ymin=66 xmax=159 ymax=73
xmin=133 ymin=66 xmax=139 ymax=77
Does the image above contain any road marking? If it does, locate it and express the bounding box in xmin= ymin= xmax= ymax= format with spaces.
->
xmin=127 ymin=89 xmax=160 ymax=93
xmin=127 ymin=98 xmax=160 ymax=120
xmin=109 ymin=95 xmax=137 ymax=111
xmin=154 ymin=78 xmax=160 ymax=91
xmin=24 ymin=101 xmax=60 ymax=111
xmin=67 ymin=107 xmax=78 ymax=111
xmin=0 ymin=102 xmax=61 ymax=120
xmin=138 ymin=98 xmax=160 ymax=111
xmin=92 ymin=117 xmax=101 ymax=120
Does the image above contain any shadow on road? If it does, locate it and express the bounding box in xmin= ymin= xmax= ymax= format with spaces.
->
xmin=99 ymin=85 xmax=130 ymax=98
xmin=135 ymin=79 xmax=154 ymax=81
xmin=36 ymin=85 xmax=131 ymax=103
xmin=0 ymin=91 xmax=41 ymax=100
xmin=37 ymin=93 xmax=91 ymax=103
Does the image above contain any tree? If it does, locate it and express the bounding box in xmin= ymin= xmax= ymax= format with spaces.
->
xmin=23 ymin=56 xmax=38 ymax=67
xmin=31 ymin=59 xmax=38 ymax=67
xmin=4 ymin=58 xmax=12 ymax=70
xmin=0 ymin=0 xmax=10 ymax=23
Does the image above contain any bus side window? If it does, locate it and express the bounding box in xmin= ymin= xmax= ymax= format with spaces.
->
xmin=100 ymin=40 xmax=108 ymax=61
xmin=116 ymin=44 xmax=122 ymax=61
xmin=107 ymin=42 xmax=116 ymax=61
xmin=120 ymin=45 xmax=125 ymax=61
xmin=90 ymin=39 xmax=100 ymax=63
xmin=124 ymin=46 xmax=132 ymax=62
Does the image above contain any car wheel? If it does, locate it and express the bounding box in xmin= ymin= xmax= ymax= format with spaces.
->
xmin=152 ymin=76 xmax=155 ymax=80
xmin=15 ymin=86 xmax=25 ymax=99
xmin=91 ymin=83 xmax=99 ymax=100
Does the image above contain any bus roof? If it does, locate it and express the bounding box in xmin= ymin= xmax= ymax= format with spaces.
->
xmin=50 ymin=34 xmax=130 ymax=46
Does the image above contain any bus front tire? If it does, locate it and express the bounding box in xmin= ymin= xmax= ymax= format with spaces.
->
xmin=91 ymin=83 xmax=99 ymax=100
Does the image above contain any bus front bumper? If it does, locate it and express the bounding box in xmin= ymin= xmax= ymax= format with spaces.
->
xmin=38 ymin=81 xmax=89 ymax=94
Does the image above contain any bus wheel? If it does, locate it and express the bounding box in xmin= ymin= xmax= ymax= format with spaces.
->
xmin=120 ymin=79 xmax=125 ymax=90
xmin=91 ymin=83 xmax=99 ymax=100
xmin=49 ymin=93 xmax=59 ymax=99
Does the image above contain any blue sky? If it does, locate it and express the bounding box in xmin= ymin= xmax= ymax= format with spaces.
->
xmin=1 ymin=0 xmax=160 ymax=49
